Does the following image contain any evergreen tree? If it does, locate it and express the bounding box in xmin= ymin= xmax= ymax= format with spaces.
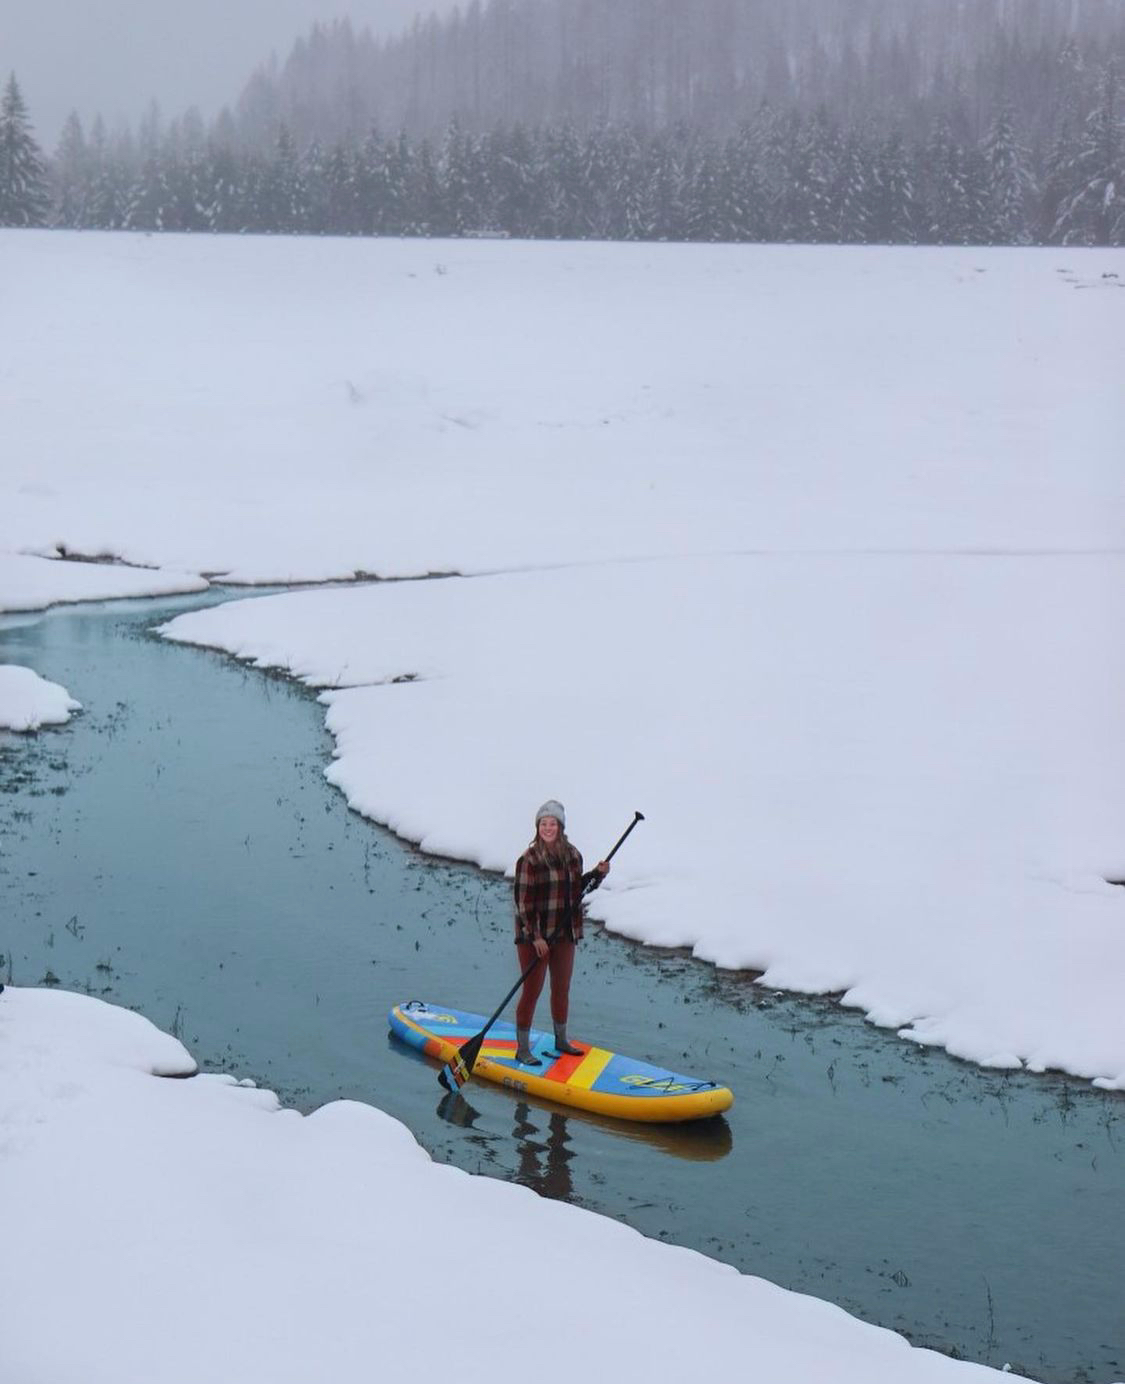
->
xmin=257 ymin=124 xmax=310 ymax=232
xmin=490 ymin=124 xmax=536 ymax=236
xmin=408 ymin=137 xmax=442 ymax=233
xmin=708 ymin=132 xmax=753 ymax=241
xmin=725 ymin=120 xmax=774 ymax=241
xmin=0 ymin=73 xmax=49 ymax=226
xmin=1050 ymin=62 xmax=1124 ymax=244
xmin=869 ymin=129 xmax=919 ymax=243
xmin=829 ymin=126 xmax=873 ymax=242
xmin=923 ymin=121 xmax=988 ymax=244
xmin=983 ymin=104 xmax=1037 ymax=244
xmin=578 ymin=125 xmax=618 ymax=239
xmin=355 ymin=128 xmax=392 ymax=234
xmin=781 ymin=108 xmax=837 ymax=241
xmin=684 ymin=140 xmax=725 ymax=241
xmin=317 ymin=142 xmax=362 ymax=234
xmin=203 ymin=141 xmax=244 ymax=232
xmin=440 ymin=119 xmax=486 ymax=234
xmin=86 ymin=117 xmax=130 ymax=229
xmin=538 ymin=121 xmax=584 ymax=238
xmin=381 ymin=131 xmax=415 ymax=234
xmin=124 ymin=151 xmax=173 ymax=230
xmin=1038 ymin=40 xmax=1091 ymax=242
xmin=621 ymin=130 xmax=667 ymax=240
xmin=53 ymin=111 xmax=90 ymax=227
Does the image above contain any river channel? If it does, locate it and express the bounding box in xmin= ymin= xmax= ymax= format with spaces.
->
xmin=0 ymin=591 xmax=1120 ymax=1383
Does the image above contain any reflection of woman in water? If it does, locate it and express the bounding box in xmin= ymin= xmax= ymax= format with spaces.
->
xmin=513 ymin=1103 xmax=574 ymax=1201
xmin=513 ymin=799 xmax=608 ymax=1065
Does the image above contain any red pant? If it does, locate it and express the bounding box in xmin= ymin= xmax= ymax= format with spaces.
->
xmin=515 ymin=941 xmax=575 ymax=1029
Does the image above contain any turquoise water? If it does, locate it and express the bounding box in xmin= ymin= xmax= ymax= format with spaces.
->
xmin=1 ymin=593 xmax=1121 ymax=1383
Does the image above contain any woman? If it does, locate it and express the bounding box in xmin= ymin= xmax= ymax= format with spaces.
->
xmin=512 ymin=799 xmax=608 ymax=1065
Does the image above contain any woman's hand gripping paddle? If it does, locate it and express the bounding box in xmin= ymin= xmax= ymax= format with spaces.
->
xmin=437 ymin=811 xmax=645 ymax=1092
xmin=581 ymin=809 xmax=644 ymax=894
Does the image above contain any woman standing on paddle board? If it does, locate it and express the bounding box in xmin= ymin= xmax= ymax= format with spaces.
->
xmin=513 ymin=800 xmax=608 ymax=1065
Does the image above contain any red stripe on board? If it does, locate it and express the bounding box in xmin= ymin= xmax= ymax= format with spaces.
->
xmin=542 ymin=1047 xmax=587 ymax=1082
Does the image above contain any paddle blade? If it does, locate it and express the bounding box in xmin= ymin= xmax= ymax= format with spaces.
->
xmin=438 ymin=1052 xmax=469 ymax=1092
xmin=437 ymin=1033 xmax=484 ymax=1092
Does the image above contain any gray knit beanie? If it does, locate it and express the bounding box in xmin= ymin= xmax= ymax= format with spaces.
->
xmin=535 ymin=799 xmax=566 ymax=828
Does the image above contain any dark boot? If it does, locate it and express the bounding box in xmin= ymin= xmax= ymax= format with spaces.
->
xmin=553 ymin=1022 xmax=582 ymax=1056
xmin=515 ymin=1027 xmax=541 ymax=1065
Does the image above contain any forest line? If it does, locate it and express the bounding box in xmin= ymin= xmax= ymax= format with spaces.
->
xmin=2 ymin=0 xmax=1122 ymax=245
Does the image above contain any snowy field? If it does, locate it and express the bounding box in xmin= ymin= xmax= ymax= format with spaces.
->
xmin=1 ymin=229 xmax=1122 ymax=1381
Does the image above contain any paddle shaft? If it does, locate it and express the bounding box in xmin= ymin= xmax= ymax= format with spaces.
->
xmin=447 ymin=956 xmax=544 ymax=1084
xmin=480 ymin=956 xmax=543 ymax=1038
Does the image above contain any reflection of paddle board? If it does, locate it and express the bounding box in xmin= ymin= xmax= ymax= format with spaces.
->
xmin=389 ymin=1001 xmax=733 ymax=1123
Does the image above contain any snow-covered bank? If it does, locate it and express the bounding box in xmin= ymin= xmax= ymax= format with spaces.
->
xmin=0 ymin=985 xmax=1028 ymax=1384
xmin=0 ymin=662 xmax=82 ymax=729
xmin=0 ymin=551 xmax=208 ymax=615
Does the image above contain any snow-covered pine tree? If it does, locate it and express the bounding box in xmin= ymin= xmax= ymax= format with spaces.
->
xmin=203 ymin=140 xmax=244 ymax=233
xmin=628 ymin=131 xmax=674 ymax=241
xmin=922 ymin=121 xmax=988 ymax=245
xmin=983 ymin=104 xmax=1036 ymax=244
xmin=86 ymin=117 xmax=130 ymax=229
xmin=724 ymin=119 xmax=775 ymax=242
xmin=440 ymin=119 xmax=484 ymax=235
xmin=123 ymin=151 xmax=172 ymax=231
xmin=683 ymin=140 xmax=725 ymax=242
xmin=1038 ymin=40 xmax=1091 ymax=243
xmin=870 ymin=129 xmax=920 ymax=243
xmin=0 ymin=73 xmax=48 ymax=227
xmin=709 ymin=131 xmax=755 ymax=242
xmin=488 ymin=124 xmax=536 ymax=237
xmin=381 ymin=131 xmax=415 ymax=235
xmin=352 ymin=129 xmax=386 ymax=234
xmin=1050 ymin=61 xmax=1124 ymax=245
xmin=52 ymin=111 xmax=90 ymax=228
xmin=166 ymin=108 xmax=211 ymax=232
xmin=743 ymin=101 xmax=789 ymax=238
xmin=782 ymin=108 xmax=837 ymax=242
xmin=539 ymin=121 xmax=584 ymax=239
xmin=317 ymin=142 xmax=362 ymax=235
xmin=257 ymin=124 xmax=310 ymax=233
xmin=829 ymin=125 xmax=874 ymax=243
xmin=407 ymin=136 xmax=442 ymax=234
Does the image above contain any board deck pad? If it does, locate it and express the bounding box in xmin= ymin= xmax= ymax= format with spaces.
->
xmin=390 ymin=1001 xmax=733 ymax=1123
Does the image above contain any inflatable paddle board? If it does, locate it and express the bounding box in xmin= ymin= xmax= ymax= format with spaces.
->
xmin=389 ymin=1001 xmax=733 ymax=1123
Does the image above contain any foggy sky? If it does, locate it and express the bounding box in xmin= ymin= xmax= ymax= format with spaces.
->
xmin=3 ymin=0 xmax=458 ymax=148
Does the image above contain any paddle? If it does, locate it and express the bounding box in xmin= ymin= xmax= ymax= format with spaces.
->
xmin=437 ymin=810 xmax=646 ymax=1092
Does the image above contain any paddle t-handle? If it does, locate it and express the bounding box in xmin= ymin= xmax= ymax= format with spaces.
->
xmin=603 ymin=810 xmax=644 ymax=865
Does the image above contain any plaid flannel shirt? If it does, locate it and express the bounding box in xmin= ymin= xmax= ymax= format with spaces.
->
xmin=513 ymin=839 xmax=586 ymax=944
